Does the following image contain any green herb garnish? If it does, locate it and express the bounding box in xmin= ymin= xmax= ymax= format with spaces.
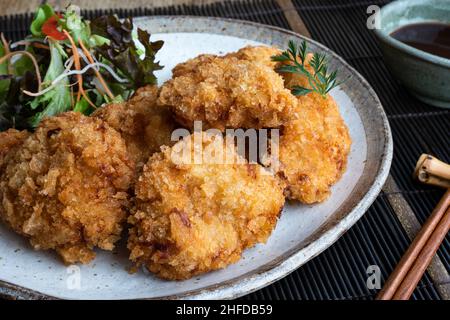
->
xmin=272 ymin=40 xmax=341 ymax=98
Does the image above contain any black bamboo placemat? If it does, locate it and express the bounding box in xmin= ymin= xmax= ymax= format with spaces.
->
xmin=0 ymin=0 xmax=448 ymax=300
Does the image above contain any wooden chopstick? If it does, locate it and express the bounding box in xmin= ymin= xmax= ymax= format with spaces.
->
xmin=376 ymin=188 xmax=450 ymax=300
xmin=393 ymin=205 xmax=450 ymax=299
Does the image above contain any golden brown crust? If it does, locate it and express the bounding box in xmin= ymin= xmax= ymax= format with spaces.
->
xmin=225 ymin=46 xmax=281 ymax=69
xmin=93 ymin=85 xmax=177 ymax=172
xmin=217 ymin=48 xmax=351 ymax=203
xmin=157 ymin=46 xmax=297 ymax=130
xmin=238 ymin=52 xmax=352 ymax=204
xmin=277 ymin=93 xmax=351 ymax=204
xmin=127 ymin=132 xmax=285 ymax=280
xmin=0 ymin=112 xmax=135 ymax=264
xmin=0 ymin=129 xmax=30 ymax=170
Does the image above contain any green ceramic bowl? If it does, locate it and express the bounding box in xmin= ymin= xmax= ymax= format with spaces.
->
xmin=374 ymin=0 xmax=450 ymax=108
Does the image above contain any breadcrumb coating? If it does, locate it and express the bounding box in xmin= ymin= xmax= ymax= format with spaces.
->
xmin=93 ymin=85 xmax=177 ymax=172
xmin=0 ymin=129 xmax=30 ymax=169
xmin=277 ymin=92 xmax=351 ymax=203
xmin=128 ymin=132 xmax=285 ymax=280
xmin=218 ymin=48 xmax=351 ymax=203
xmin=272 ymin=52 xmax=352 ymax=203
xmin=157 ymin=46 xmax=297 ymax=130
xmin=0 ymin=44 xmax=351 ymax=275
xmin=0 ymin=112 xmax=135 ymax=264
xmin=225 ymin=46 xmax=281 ymax=69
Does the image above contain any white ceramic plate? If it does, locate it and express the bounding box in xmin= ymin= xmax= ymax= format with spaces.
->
xmin=0 ymin=16 xmax=392 ymax=300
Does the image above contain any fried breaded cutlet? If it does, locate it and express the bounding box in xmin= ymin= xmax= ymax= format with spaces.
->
xmin=277 ymin=93 xmax=351 ymax=204
xmin=128 ymin=132 xmax=285 ymax=280
xmin=93 ymin=85 xmax=177 ymax=171
xmin=271 ymin=52 xmax=352 ymax=203
xmin=0 ymin=112 xmax=135 ymax=264
xmin=157 ymin=47 xmax=297 ymax=130
xmin=214 ymin=47 xmax=351 ymax=203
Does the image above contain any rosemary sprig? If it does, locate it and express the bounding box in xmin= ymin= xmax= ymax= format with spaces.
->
xmin=272 ymin=40 xmax=341 ymax=97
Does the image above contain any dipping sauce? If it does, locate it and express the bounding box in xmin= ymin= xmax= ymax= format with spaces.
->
xmin=390 ymin=22 xmax=450 ymax=59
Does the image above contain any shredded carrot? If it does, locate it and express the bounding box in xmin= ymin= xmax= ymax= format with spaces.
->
xmin=78 ymin=39 xmax=115 ymax=100
xmin=1 ymin=33 xmax=13 ymax=74
xmin=0 ymin=51 xmax=42 ymax=91
xmin=1 ymin=33 xmax=9 ymax=53
xmin=0 ymin=33 xmax=42 ymax=91
xmin=32 ymin=42 xmax=50 ymax=50
xmin=62 ymin=30 xmax=82 ymax=103
xmin=62 ymin=30 xmax=96 ymax=109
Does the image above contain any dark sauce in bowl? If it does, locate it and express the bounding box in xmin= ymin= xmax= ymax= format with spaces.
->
xmin=390 ymin=22 xmax=450 ymax=59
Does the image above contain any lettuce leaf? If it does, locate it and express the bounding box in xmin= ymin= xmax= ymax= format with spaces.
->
xmin=30 ymin=4 xmax=55 ymax=37
xmin=28 ymin=41 xmax=71 ymax=127
xmin=1 ymin=6 xmax=165 ymax=131
xmin=0 ymin=44 xmax=11 ymax=128
xmin=90 ymin=15 xmax=163 ymax=88
xmin=0 ymin=44 xmax=10 ymax=101
xmin=59 ymin=5 xmax=91 ymax=44
xmin=0 ymin=44 xmax=40 ymax=130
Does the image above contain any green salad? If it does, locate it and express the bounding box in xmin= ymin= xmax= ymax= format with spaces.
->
xmin=0 ymin=4 xmax=163 ymax=131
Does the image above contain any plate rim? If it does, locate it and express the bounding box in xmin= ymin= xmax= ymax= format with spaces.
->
xmin=0 ymin=15 xmax=393 ymax=300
